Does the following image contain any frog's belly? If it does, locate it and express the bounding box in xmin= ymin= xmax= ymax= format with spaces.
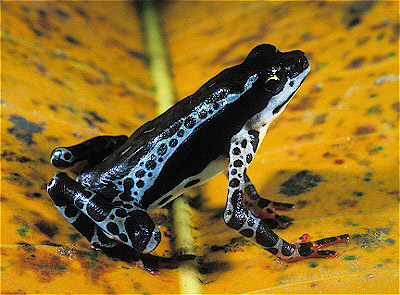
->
xmin=147 ymin=155 xmax=229 ymax=211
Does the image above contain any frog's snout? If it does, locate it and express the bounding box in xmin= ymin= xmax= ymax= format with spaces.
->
xmin=291 ymin=50 xmax=311 ymax=73
xmin=300 ymin=53 xmax=310 ymax=71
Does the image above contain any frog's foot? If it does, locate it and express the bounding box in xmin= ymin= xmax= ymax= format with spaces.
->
xmin=50 ymin=135 xmax=128 ymax=171
xmin=245 ymin=196 xmax=295 ymax=229
xmin=277 ymin=234 xmax=350 ymax=262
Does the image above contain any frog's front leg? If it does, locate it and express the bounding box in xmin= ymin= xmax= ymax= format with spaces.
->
xmin=224 ymin=129 xmax=349 ymax=261
xmin=51 ymin=135 xmax=128 ymax=171
xmin=48 ymin=172 xmax=161 ymax=253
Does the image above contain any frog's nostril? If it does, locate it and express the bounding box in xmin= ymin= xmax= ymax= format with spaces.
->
xmin=302 ymin=54 xmax=311 ymax=70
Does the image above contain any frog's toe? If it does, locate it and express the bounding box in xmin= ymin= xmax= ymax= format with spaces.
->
xmin=263 ymin=214 xmax=294 ymax=229
xmin=312 ymin=234 xmax=350 ymax=250
xmin=278 ymin=233 xmax=350 ymax=262
xmin=269 ymin=201 xmax=295 ymax=211
xmin=50 ymin=147 xmax=77 ymax=168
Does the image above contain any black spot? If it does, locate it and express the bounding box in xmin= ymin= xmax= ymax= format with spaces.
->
xmin=118 ymin=234 xmax=128 ymax=243
xmin=136 ymin=180 xmax=144 ymax=188
xmin=35 ymin=221 xmax=59 ymax=238
xmin=184 ymin=179 xmax=200 ymax=188
xmin=184 ymin=117 xmax=196 ymax=128
xmin=241 ymin=139 xmax=247 ymax=148
xmin=119 ymin=178 xmax=134 ymax=201
xmin=158 ymin=157 xmax=163 ymax=162
xmin=158 ymin=195 xmax=173 ymax=206
xmin=229 ymin=178 xmax=240 ymax=188
xmin=148 ymin=172 xmax=153 ymax=177
xmin=64 ymin=205 xmax=78 ymax=218
xmin=298 ymin=242 xmax=313 ymax=257
xmin=157 ymin=143 xmax=167 ymax=155
xmin=177 ymin=129 xmax=185 ymax=137
xmin=289 ymin=80 xmax=295 ymax=87
xmin=246 ymin=154 xmax=253 ymax=164
xmin=198 ymin=110 xmax=208 ymax=119
xmin=212 ymin=102 xmax=220 ymax=110
xmin=135 ymin=170 xmax=145 ymax=178
xmin=248 ymin=130 xmax=260 ymax=152
xmin=145 ymin=160 xmax=156 ymax=170
xmin=233 ymin=160 xmax=243 ymax=167
xmin=239 ymin=228 xmax=254 ymax=238
xmin=232 ymin=147 xmax=241 ymax=155
xmin=164 ymin=122 xmax=181 ymax=138
xmin=115 ymin=208 xmax=128 ymax=218
xmin=231 ymin=169 xmax=237 ymax=175
xmin=247 ymin=217 xmax=255 ymax=227
xmin=123 ymin=203 xmax=133 ymax=209
xmin=112 ymin=201 xmax=123 ymax=207
xmin=255 ymin=224 xmax=278 ymax=247
xmin=74 ymin=198 xmax=85 ymax=209
xmin=106 ymin=222 xmax=119 ymax=235
xmin=119 ymin=233 xmax=128 ymax=243
xmin=64 ymin=152 xmax=72 ymax=160
xmin=169 ymin=138 xmax=178 ymax=147
xmin=109 ymin=214 xmax=115 ymax=219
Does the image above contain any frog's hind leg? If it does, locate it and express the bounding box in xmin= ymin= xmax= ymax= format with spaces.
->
xmin=47 ymin=172 xmax=161 ymax=253
xmin=50 ymin=135 xmax=128 ymax=172
xmin=52 ymin=199 xmax=177 ymax=274
xmin=243 ymin=174 xmax=295 ymax=229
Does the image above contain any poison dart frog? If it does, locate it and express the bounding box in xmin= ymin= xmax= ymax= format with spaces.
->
xmin=48 ymin=44 xmax=349 ymax=271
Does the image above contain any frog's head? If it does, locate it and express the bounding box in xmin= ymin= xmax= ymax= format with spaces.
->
xmin=235 ymin=44 xmax=311 ymax=122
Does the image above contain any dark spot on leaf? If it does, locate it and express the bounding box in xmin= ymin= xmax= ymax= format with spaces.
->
xmin=35 ymin=221 xmax=59 ymax=238
xmin=7 ymin=114 xmax=44 ymax=145
xmin=87 ymin=111 xmax=107 ymax=123
xmin=342 ymin=1 xmax=375 ymax=29
xmin=280 ymin=170 xmax=323 ymax=197
xmin=354 ymin=124 xmax=376 ymax=135
xmin=25 ymin=192 xmax=42 ymax=199
xmin=64 ymin=35 xmax=81 ymax=45
xmin=127 ymin=50 xmax=150 ymax=65
xmin=55 ymin=8 xmax=70 ymax=18
xmin=346 ymin=57 xmax=365 ymax=69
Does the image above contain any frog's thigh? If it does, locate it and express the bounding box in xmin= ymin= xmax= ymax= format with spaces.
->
xmin=224 ymin=130 xmax=295 ymax=257
xmin=51 ymin=135 xmax=128 ymax=169
xmin=48 ymin=172 xmax=161 ymax=253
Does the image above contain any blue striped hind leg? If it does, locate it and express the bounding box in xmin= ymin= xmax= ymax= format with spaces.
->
xmin=54 ymin=201 xmax=176 ymax=273
xmin=47 ymin=172 xmax=161 ymax=253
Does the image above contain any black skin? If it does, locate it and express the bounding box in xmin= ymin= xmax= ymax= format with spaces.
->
xmin=77 ymin=44 xmax=310 ymax=207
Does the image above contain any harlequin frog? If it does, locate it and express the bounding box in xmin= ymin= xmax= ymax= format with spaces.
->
xmin=48 ymin=44 xmax=349 ymax=270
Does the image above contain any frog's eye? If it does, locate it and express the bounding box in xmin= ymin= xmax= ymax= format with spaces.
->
xmin=264 ymin=75 xmax=282 ymax=93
